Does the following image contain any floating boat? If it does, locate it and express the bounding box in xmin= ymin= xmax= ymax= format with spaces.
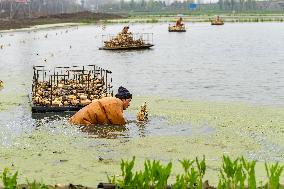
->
xmin=99 ymin=44 xmax=154 ymax=50
xmin=100 ymin=33 xmax=154 ymax=50
xmin=211 ymin=21 xmax=224 ymax=25
xmin=168 ymin=25 xmax=186 ymax=32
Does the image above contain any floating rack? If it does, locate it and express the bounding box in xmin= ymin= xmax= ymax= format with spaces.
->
xmin=31 ymin=65 xmax=113 ymax=113
xmin=99 ymin=33 xmax=154 ymax=50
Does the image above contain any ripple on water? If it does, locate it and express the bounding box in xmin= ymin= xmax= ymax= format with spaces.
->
xmin=29 ymin=112 xmax=215 ymax=140
xmin=73 ymin=113 xmax=214 ymax=139
xmin=245 ymin=131 xmax=284 ymax=162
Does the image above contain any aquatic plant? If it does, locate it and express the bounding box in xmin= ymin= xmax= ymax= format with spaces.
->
xmin=264 ymin=162 xmax=284 ymax=189
xmin=0 ymin=168 xmax=18 ymax=189
xmin=217 ymin=156 xmax=246 ymax=189
xmin=106 ymin=155 xmax=284 ymax=188
xmin=196 ymin=156 xmax=206 ymax=189
xmin=241 ymin=157 xmax=256 ymax=189
xmin=172 ymin=159 xmax=199 ymax=189
xmin=0 ymin=155 xmax=283 ymax=188
xmin=108 ymin=156 xmax=172 ymax=188
xmin=26 ymin=179 xmax=49 ymax=189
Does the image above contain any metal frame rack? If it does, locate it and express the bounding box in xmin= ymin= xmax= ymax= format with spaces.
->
xmin=31 ymin=65 xmax=113 ymax=113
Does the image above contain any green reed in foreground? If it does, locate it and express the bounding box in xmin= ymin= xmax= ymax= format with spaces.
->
xmin=26 ymin=179 xmax=49 ymax=189
xmin=0 ymin=168 xmax=18 ymax=189
xmin=241 ymin=157 xmax=256 ymax=189
xmin=264 ymin=162 xmax=284 ymax=189
xmin=172 ymin=156 xmax=206 ymax=189
xmin=0 ymin=169 xmax=48 ymax=189
xmin=109 ymin=156 xmax=283 ymax=189
xmin=1 ymin=155 xmax=283 ymax=188
xmin=107 ymin=156 xmax=172 ymax=189
xmin=218 ymin=156 xmax=247 ymax=189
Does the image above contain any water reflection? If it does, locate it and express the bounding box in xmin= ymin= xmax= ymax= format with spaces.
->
xmin=79 ymin=124 xmax=127 ymax=139
xmin=32 ymin=112 xmax=74 ymax=120
xmin=30 ymin=111 xmax=214 ymax=139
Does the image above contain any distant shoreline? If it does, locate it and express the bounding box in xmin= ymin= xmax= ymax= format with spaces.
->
xmin=105 ymin=14 xmax=284 ymax=24
xmin=0 ymin=11 xmax=125 ymax=31
xmin=1 ymin=12 xmax=284 ymax=32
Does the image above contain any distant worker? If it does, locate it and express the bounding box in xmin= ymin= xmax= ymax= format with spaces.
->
xmin=215 ymin=16 xmax=221 ymax=22
xmin=176 ymin=17 xmax=184 ymax=27
xmin=70 ymin=86 xmax=132 ymax=126
xmin=0 ymin=80 xmax=3 ymax=88
xmin=121 ymin=26 xmax=130 ymax=34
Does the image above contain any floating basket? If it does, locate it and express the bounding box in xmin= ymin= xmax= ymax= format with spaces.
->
xmin=211 ymin=21 xmax=224 ymax=25
xmin=100 ymin=33 xmax=154 ymax=50
xmin=31 ymin=65 xmax=113 ymax=113
xmin=168 ymin=25 xmax=186 ymax=32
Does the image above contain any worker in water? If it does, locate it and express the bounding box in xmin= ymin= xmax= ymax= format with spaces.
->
xmin=176 ymin=17 xmax=184 ymax=27
xmin=70 ymin=86 xmax=132 ymax=126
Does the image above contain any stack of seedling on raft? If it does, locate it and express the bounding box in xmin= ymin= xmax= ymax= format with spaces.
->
xmin=104 ymin=33 xmax=145 ymax=48
xmin=32 ymin=65 xmax=113 ymax=108
xmin=168 ymin=25 xmax=186 ymax=32
xmin=101 ymin=33 xmax=154 ymax=50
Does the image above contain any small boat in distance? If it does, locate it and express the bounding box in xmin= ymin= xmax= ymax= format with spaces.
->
xmin=99 ymin=26 xmax=154 ymax=50
xmin=168 ymin=17 xmax=186 ymax=32
xmin=211 ymin=16 xmax=224 ymax=25
xmin=99 ymin=44 xmax=154 ymax=50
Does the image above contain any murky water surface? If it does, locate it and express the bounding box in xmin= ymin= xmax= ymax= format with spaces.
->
xmin=0 ymin=22 xmax=284 ymax=185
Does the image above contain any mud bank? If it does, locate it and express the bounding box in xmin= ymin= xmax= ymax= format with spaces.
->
xmin=0 ymin=11 xmax=125 ymax=31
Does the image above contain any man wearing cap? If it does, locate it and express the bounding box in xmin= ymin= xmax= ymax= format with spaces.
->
xmin=70 ymin=86 xmax=132 ymax=126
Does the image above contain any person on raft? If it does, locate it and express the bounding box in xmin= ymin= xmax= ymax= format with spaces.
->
xmin=176 ymin=17 xmax=184 ymax=27
xmin=70 ymin=86 xmax=132 ymax=126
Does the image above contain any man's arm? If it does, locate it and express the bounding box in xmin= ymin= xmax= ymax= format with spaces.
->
xmin=104 ymin=101 xmax=126 ymax=125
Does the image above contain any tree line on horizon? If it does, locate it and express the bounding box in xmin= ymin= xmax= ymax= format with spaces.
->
xmin=95 ymin=0 xmax=283 ymax=12
xmin=0 ymin=0 xmax=82 ymax=18
xmin=0 ymin=0 xmax=283 ymax=19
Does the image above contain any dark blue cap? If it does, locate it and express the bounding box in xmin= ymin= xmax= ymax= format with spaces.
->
xmin=115 ymin=86 xmax=132 ymax=99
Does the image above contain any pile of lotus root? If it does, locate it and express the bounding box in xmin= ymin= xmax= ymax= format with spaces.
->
xmin=104 ymin=33 xmax=145 ymax=48
xmin=168 ymin=25 xmax=186 ymax=31
xmin=137 ymin=102 xmax=148 ymax=122
xmin=32 ymin=78 xmax=112 ymax=107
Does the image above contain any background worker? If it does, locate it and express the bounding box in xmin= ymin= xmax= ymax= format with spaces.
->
xmin=215 ymin=16 xmax=221 ymax=22
xmin=70 ymin=86 xmax=132 ymax=126
xmin=176 ymin=17 xmax=184 ymax=27
xmin=121 ymin=26 xmax=130 ymax=34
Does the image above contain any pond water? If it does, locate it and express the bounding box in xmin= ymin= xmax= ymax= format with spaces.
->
xmin=0 ymin=22 xmax=284 ymax=185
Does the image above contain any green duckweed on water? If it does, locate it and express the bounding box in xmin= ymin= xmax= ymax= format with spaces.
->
xmin=130 ymin=96 xmax=284 ymax=148
xmin=0 ymin=90 xmax=27 ymax=111
xmin=0 ymin=96 xmax=283 ymax=186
